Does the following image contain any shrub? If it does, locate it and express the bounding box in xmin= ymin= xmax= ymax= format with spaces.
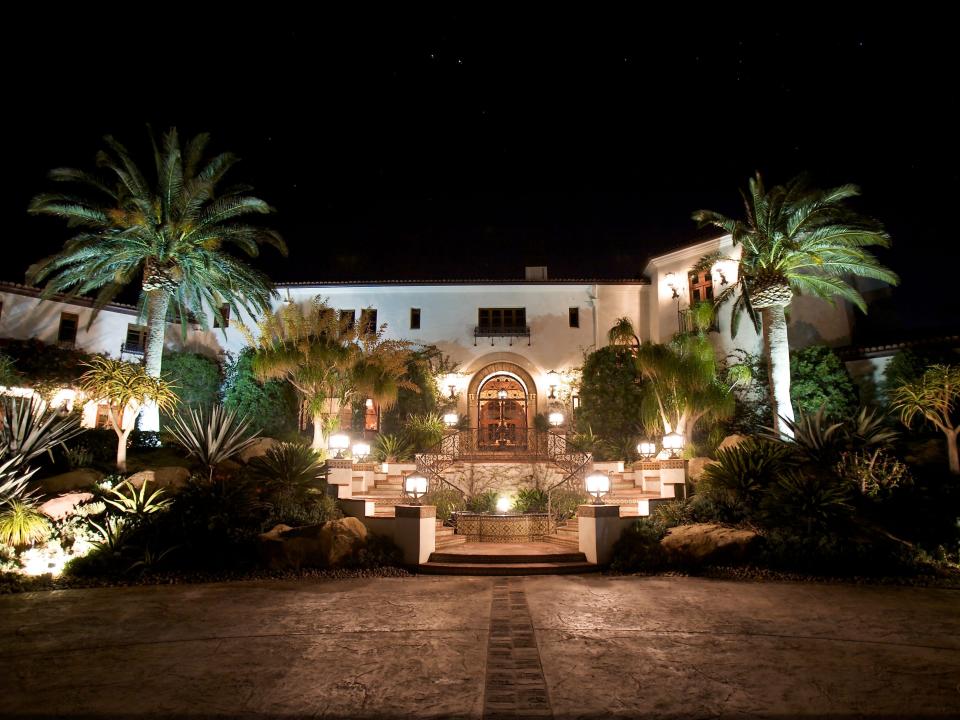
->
xmin=762 ymin=470 xmax=853 ymax=535
xmin=549 ymin=487 xmax=589 ymax=523
xmin=652 ymin=493 xmax=725 ymax=529
xmin=513 ymin=487 xmax=548 ymax=514
xmin=170 ymin=405 xmax=260 ymax=479
xmin=403 ymin=412 xmax=445 ymax=452
xmin=576 ymin=346 xmax=646 ymax=454
xmin=566 ymin=425 xmax=613 ymax=460
xmin=161 ymin=351 xmax=221 ymax=417
xmin=757 ymin=527 xmax=923 ymax=576
xmin=373 ymin=433 xmax=411 ymax=462
xmin=836 ymin=448 xmax=912 ymax=500
xmin=422 ymin=486 xmax=465 ymax=521
xmin=350 ymin=533 xmax=403 ymax=569
xmin=790 ymin=346 xmax=858 ymax=420
xmin=609 ymin=520 xmax=667 ymax=572
xmin=221 ymin=348 xmax=298 ymax=438
xmin=1 ymin=395 xmax=84 ymax=465
xmin=249 ymin=442 xmax=323 ymax=497
xmin=64 ymin=444 xmax=94 ymax=470
xmin=698 ymin=439 xmax=793 ymax=519
xmin=466 ymin=489 xmax=498 ymax=514
xmin=0 ymin=499 xmax=51 ymax=547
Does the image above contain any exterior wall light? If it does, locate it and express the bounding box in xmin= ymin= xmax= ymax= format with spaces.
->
xmin=448 ymin=384 xmax=456 ymax=399
xmin=548 ymin=412 xmax=564 ymax=427
xmin=328 ymin=433 xmax=350 ymax=458
xmin=443 ymin=412 xmax=459 ymax=427
xmin=664 ymin=272 xmax=679 ymax=299
xmin=585 ymin=471 xmax=611 ymax=504
xmin=636 ymin=440 xmax=657 ymax=460
xmin=404 ymin=474 xmax=428 ymax=503
xmin=351 ymin=442 xmax=370 ymax=462
xmin=548 ymin=384 xmax=557 ymax=399
xmin=662 ymin=432 xmax=685 ymax=458
xmin=496 ymin=495 xmax=512 ymax=514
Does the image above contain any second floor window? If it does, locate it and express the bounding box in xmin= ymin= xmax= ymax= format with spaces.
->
xmin=58 ymin=312 xmax=78 ymax=345
xmin=478 ymin=307 xmax=526 ymax=331
xmin=125 ymin=324 xmax=147 ymax=351
xmin=410 ymin=308 xmax=421 ymax=329
xmin=340 ymin=309 xmax=356 ymax=329
xmin=360 ymin=309 xmax=378 ymax=336
xmin=688 ymin=271 xmax=714 ymax=303
xmin=569 ymin=307 xmax=579 ymax=328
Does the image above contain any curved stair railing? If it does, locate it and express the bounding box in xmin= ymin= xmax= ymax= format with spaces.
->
xmin=414 ymin=428 xmax=592 ymax=534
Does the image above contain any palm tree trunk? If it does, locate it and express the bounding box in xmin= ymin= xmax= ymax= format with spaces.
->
xmin=761 ymin=304 xmax=795 ymax=437
xmin=947 ymin=428 xmax=959 ymax=475
xmin=140 ymin=290 xmax=170 ymax=432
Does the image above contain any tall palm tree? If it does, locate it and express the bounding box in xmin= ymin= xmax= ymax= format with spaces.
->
xmin=27 ymin=128 xmax=286 ymax=431
xmin=608 ymin=317 xmax=640 ymax=353
xmin=692 ymin=173 xmax=898 ymax=436
xmin=244 ymin=298 xmax=418 ymax=449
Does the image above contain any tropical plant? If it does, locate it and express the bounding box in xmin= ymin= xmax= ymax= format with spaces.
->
xmin=373 ymin=433 xmax=411 ymax=462
xmin=248 ymin=442 xmax=323 ymax=502
xmin=607 ymin=316 xmax=640 ymax=353
xmin=566 ymin=424 xmax=612 ymax=460
xmin=880 ymin=348 xmax=957 ymax=406
xmin=466 ymin=489 xmax=498 ymax=514
xmin=244 ymin=298 xmax=417 ymax=448
xmin=693 ymin=173 xmax=898 ymax=436
xmin=160 ymin=351 xmax=221 ymax=418
xmin=513 ymin=487 xmax=548 ymax=514
xmin=789 ymin=346 xmax=858 ymax=419
xmin=699 ymin=439 xmax=794 ymax=516
xmin=88 ymin=515 xmax=129 ymax=555
xmin=221 ymin=348 xmax=299 ymax=438
xmin=891 ymin=364 xmax=960 ymax=474
xmin=848 ymin=406 xmax=899 ymax=450
xmin=0 ymin=395 xmax=84 ymax=465
xmin=63 ymin=444 xmax=94 ymax=470
xmin=27 ymin=127 xmax=286 ymax=431
xmin=78 ymin=357 xmax=178 ymax=471
xmin=576 ymin=345 xmax=645 ymax=452
xmin=0 ymin=453 xmax=37 ymax=506
xmin=170 ymin=405 xmax=260 ymax=480
xmin=404 ymin=412 xmax=445 ymax=452
xmin=836 ymin=448 xmax=911 ymax=499
xmin=0 ymin=499 xmax=50 ymax=547
xmin=764 ymin=470 xmax=853 ymax=535
xmin=763 ymin=408 xmax=847 ymax=465
xmin=377 ymin=346 xmax=442 ymax=435
xmin=0 ymin=354 xmax=20 ymax=386
xmin=421 ymin=486 xmax=465 ymax=522
xmin=103 ymin=479 xmax=173 ymax=517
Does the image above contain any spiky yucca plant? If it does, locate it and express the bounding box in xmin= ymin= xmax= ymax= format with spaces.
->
xmin=27 ymin=128 xmax=286 ymax=431
xmin=1 ymin=395 xmax=83 ymax=465
xmin=171 ymin=405 xmax=260 ymax=481
xmin=693 ymin=173 xmax=898 ymax=436
xmin=103 ymin=479 xmax=173 ymax=517
xmin=0 ymin=499 xmax=50 ymax=547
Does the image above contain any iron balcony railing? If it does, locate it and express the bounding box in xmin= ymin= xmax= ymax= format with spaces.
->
xmin=120 ymin=341 xmax=145 ymax=357
xmin=678 ymin=307 xmax=719 ymax=334
xmin=473 ymin=325 xmax=531 ymax=346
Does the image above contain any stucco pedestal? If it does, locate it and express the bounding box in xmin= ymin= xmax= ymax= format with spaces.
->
xmin=394 ymin=505 xmax=437 ymax=565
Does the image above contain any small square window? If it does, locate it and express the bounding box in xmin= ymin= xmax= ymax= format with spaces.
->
xmin=360 ymin=309 xmax=378 ymax=336
xmin=569 ymin=307 xmax=579 ymax=328
xmin=410 ymin=308 xmax=421 ymax=329
xmin=340 ymin=309 xmax=356 ymax=329
xmin=58 ymin=312 xmax=78 ymax=346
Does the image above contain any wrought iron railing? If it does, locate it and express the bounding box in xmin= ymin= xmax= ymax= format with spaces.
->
xmin=678 ymin=307 xmax=719 ymax=334
xmin=120 ymin=342 xmax=145 ymax=358
xmin=415 ymin=428 xmax=592 ymax=532
xmin=473 ymin=325 xmax=531 ymax=346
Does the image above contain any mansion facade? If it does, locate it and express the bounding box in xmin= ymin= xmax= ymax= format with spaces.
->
xmin=0 ymin=235 xmax=860 ymax=432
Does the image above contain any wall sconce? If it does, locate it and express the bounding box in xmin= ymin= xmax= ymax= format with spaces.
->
xmin=448 ymin=384 xmax=456 ymax=399
xmin=664 ymin=272 xmax=679 ymax=299
xmin=548 ymin=384 xmax=557 ymax=400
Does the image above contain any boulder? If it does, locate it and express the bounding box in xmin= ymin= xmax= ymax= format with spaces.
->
xmin=39 ymin=491 xmax=95 ymax=521
xmin=126 ymin=467 xmax=191 ymax=491
xmin=39 ymin=469 xmax=104 ymax=494
xmin=319 ymin=517 xmax=368 ymax=566
xmin=717 ymin=434 xmax=749 ymax=452
xmin=686 ymin=457 xmax=715 ymax=482
xmin=661 ymin=523 xmax=758 ymax=566
xmin=238 ymin=437 xmax=279 ymax=464
xmin=258 ymin=518 xmax=368 ymax=570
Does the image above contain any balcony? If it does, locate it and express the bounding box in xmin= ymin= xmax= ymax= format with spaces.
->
xmin=474 ymin=325 xmax=531 ymax=346
xmin=678 ymin=308 xmax=719 ymax=334
xmin=120 ymin=342 xmax=145 ymax=358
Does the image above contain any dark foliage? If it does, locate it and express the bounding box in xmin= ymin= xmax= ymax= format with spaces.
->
xmin=0 ymin=339 xmax=94 ymax=392
xmin=161 ymin=351 xmax=221 ymax=418
xmin=789 ymin=346 xmax=858 ymax=420
xmin=513 ymin=487 xmax=548 ymax=514
xmin=609 ymin=520 xmax=667 ymax=572
xmin=575 ymin=346 xmax=645 ymax=456
xmin=466 ymin=490 xmax=498 ymax=514
xmin=222 ymin=348 xmax=299 ymax=438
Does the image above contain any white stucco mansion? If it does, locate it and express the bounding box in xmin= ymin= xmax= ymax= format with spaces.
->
xmin=1 ymin=234 xmax=868 ymax=433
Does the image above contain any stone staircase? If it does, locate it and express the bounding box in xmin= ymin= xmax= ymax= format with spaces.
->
xmin=435 ymin=519 xmax=467 ymax=549
xmin=418 ymin=543 xmax=597 ymax=576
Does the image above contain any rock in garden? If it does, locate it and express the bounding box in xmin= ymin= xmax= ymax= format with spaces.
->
xmin=717 ymin=434 xmax=748 ymax=451
xmin=686 ymin=457 xmax=715 ymax=482
xmin=238 ymin=437 xmax=279 ymax=464
xmin=39 ymin=492 xmax=95 ymax=520
xmin=126 ymin=467 xmax=191 ymax=490
xmin=319 ymin=517 xmax=368 ymax=566
xmin=39 ymin=469 xmax=104 ymax=494
xmin=661 ymin=523 xmax=758 ymax=566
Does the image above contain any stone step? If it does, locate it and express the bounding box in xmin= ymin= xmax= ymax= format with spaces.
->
xmin=435 ymin=535 xmax=468 ymax=548
xmin=435 ymin=526 xmax=455 ymax=537
xmin=417 ymin=561 xmax=598 ymax=576
xmin=429 ymin=550 xmax=587 ymax=564
xmin=542 ymin=535 xmax=579 ymax=548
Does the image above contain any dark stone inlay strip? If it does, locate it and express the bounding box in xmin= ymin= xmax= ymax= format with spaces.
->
xmin=483 ymin=578 xmax=553 ymax=719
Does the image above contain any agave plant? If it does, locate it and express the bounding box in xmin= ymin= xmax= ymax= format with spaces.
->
xmin=103 ymin=479 xmax=173 ymax=517
xmin=848 ymin=407 xmax=898 ymax=450
xmin=0 ymin=452 xmax=38 ymax=506
xmin=765 ymin=469 xmax=852 ymax=534
xmin=0 ymin=499 xmax=51 ymax=547
xmin=1 ymin=395 xmax=84 ymax=466
xmin=170 ymin=405 xmax=260 ymax=480
xmin=373 ymin=433 xmax=411 ymax=462
xmin=699 ymin=439 xmax=794 ymax=513
xmin=762 ymin=408 xmax=846 ymax=464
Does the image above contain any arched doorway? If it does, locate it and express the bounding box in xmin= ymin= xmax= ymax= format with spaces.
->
xmin=467 ymin=362 xmax=538 ymax=450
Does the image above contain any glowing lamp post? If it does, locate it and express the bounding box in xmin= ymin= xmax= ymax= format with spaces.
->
xmin=443 ymin=412 xmax=459 ymax=428
xmin=636 ymin=440 xmax=657 ymax=460
xmin=351 ymin=442 xmax=370 ymax=462
xmin=548 ymin=412 xmax=564 ymax=427
xmin=662 ymin=432 xmax=685 ymax=459
xmin=328 ymin=433 xmax=350 ymax=459
xmin=404 ymin=474 xmax=428 ymax=504
xmin=585 ymin=471 xmax=611 ymax=504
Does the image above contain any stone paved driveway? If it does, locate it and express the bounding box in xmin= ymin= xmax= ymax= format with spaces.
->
xmin=1 ymin=575 xmax=958 ymax=718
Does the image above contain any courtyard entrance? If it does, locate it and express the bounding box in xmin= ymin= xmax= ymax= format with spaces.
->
xmin=477 ymin=374 xmax=528 ymax=450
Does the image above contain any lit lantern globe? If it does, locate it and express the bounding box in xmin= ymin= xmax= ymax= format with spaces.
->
xmin=496 ymin=496 xmax=512 ymax=514
xmin=351 ymin=442 xmax=370 ymax=461
xmin=585 ymin=472 xmax=610 ymax=503
xmin=443 ymin=412 xmax=459 ymax=427
xmin=404 ymin=474 xmax=428 ymax=501
xmin=662 ymin=432 xmax=685 ymax=458
xmin=636 ymin=440 xmax=657 ymax=460
xmin=328 ymin=433 xmax=350 ymax=458
xmin=548 ymin=412 xmax=564 ymax=427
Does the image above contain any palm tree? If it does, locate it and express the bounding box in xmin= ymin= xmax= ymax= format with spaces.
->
xmin=608 ymin=317 xmax=640 ymax=353
xmin=27 ymin=128 xmax=286 ymax=431
xmin=244 ymin=298 xmax=418 ymax=449
xmin=692 ymin=173 xmax=898 ymax=436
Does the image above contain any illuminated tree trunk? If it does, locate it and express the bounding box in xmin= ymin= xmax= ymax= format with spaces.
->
xmin=140 ymin=289 xmax=171 ymax=433
xmin=312 ymin=411 xmax=326 ymax=450
xmin=947 ymin=429 xmax=959 ymax=475
xmin=762 ymin=304 xmax=795 ymax=437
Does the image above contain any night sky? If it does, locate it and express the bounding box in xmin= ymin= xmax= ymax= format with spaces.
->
xmin=4 ymin=12 xmax=957 ymax=343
